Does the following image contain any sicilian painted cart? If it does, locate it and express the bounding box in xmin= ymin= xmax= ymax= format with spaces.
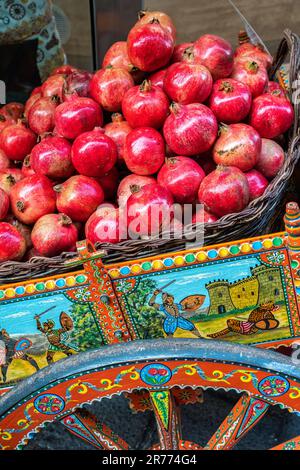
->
xmin=0 ymin=202 xmax=300 ymax=450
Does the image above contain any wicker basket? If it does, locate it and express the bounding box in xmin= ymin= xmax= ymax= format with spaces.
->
xmin=1 ymin=29 xmax=300 ymax=283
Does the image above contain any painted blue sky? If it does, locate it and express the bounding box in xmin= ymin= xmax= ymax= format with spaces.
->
xmin=0 ymin=293 xmax=73 ymax=335
xmin=145 ymin=256 xmax=261 ymax=308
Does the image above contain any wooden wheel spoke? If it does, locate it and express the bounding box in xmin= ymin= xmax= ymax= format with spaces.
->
xmin=150 ymin=389 xmax=181 ymax=450
xmin=271 ymin=435 xmax=300 ymax=450
xmin=205 ymin=394 xmax=270 ymax=450
xmin=60 ymin=409 xmax=129 ymax=450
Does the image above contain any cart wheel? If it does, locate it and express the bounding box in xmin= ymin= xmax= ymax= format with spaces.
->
xmin=0 ymin=339 xmax=300 ymax=450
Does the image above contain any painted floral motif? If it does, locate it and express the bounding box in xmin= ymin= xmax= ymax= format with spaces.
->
xmin=34 ymin=393 xmax=65 ymax=415
xmin=258 ymin=375 xmax=290 ymax=397
xmin=140 ymin=364 xmax=172 ymax=386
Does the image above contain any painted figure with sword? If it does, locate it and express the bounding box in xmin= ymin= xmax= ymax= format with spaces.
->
xmin=34 ymin=305 xmax=77 ymax=365
xmin=149 ymin=280 xmax=202 ymax=338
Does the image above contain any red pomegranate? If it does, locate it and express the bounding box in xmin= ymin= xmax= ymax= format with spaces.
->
xmin=89 ymin=66 xmax=134 ymax=112
xmin=62 ymin=70 xmax=92 ymax=99
xmin=22 ymin=156 xmax=36 ymax=177
xmin=266 ymin=81 xmax=286 ymax=98
xmin=71 ymin=128 xmax=117 ymax=177
xmin=24 ymin=91 xmax=42 ymax=118
xmin=127 ymin=183 xmax=174 ymax=237
xmin=213 ymin=123 xmax=261 ymax=171
xmin=249 ymin=93 xmax=294 ymax=138
xmin=231 ymin=59 xmax=268 ymax=97
xmin=85 ymin=207 xmax=123 ymax=244
xmin=10 ymin=175 xmax=56 ymax=224
xmin=158 ymin=156 xmax=205 ymax=203
xmin=163 ymin=103 xmax=218 ymax=156
xmin=136 ymin=10 xmax=176 ymax=41
xmin=0 ymin=188 xmax=9 ymax=220
xmin=127 ymin=22 xmax=174 ymax=72
xmin=55 ymin=175 xmax=104 ymax=222
xmin=192 ymin=34 xmax=234 ymax=80
xmin=95 ymin=166 xmax=119 ymax=200
xmin=192 ymin=207 xmax=218 ymax=224
xmin=163 ymin=61 xmax=212 ymax=105
xmin=117 ymin=174 xmax=156 ymax=207
xmin=198 ymin=166 xmax=250 ymax=217
xmin=0 ymin=123 xmax=36 ymax=161
xmin=171 ymin=43 xmax=193 ymax=63
xmin=1 ymin=102 xmax=24 ymax=121
xmin=245 ymin=169 xmax=269 ymax=201
xmin=208 ymin=79 xmax=252 ymax=123
xmin=0 ymin=222 xmax=26 ymax=261
xmin=124 ymin=127 xmax=165 ymax=175
xmin=41 ymin=74 xmax=65 ymax=101
xmin=31 ymin=136 xmax=74 ymax=180
xmin=51 ymin=65 xmax=77 ymax=76
xmin=234 ymin=41 xmax=273 ymax=70
xmin=149 ymin=68 xmax=168 ymax=89
xmin=104 ymin=113 xmax=132 ymax=163
xmin=0 ymin=114 xmax=14 ymax=133
xmin=31 ymin=213 xmax=78 ymax=257
xmin=0 ymin=149 xmax=10 ymax=171
xmin=28 ymin=96 xmax=59 ymax=135
xmin=54 ymin=97 xmax=103 ymax=140
xmin=5 ymin=214 xmax=33 ymax=249
xmin=102 ymin=41 xmax=132 ymax=70
xmin=0 ymin=171 xmax=22 ymax=194
xmin=85 ymin=203 xmax=117 ymax=234
xmin=255 ymin=138 xmax=285 ymax=179
xmin=122 ymin=79 xmax=169 ymax=128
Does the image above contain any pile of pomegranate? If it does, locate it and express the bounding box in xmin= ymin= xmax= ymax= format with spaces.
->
xmin=0 ymin=11 xmax=294 ymax=262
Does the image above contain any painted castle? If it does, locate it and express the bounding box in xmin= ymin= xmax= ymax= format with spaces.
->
xmin=206 ymin=265 xmax=284 ymax=315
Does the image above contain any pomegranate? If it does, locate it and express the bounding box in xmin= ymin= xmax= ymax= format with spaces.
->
xmin=136 ymin=10 xmax=176 ymax=41
xmin=234 ymin=40 xmax=273 ymax=70
xmin=245 ymin=169 xmax=269 ymax=201
xmin=95 ymin=166 xmax=119 ymax=200
xmin=62 ymin=70 xmax=92 ymax=99
xmin=163 ymin=103 xmax=218 ymax=156
xmin=28 ymin=96 xmax=59 ymax=135
xmin=266 ymin=81 xmax=286 ymax=98
xmin=198 ymin=166 xmax=250 ymax=217
xmin=122 ymin=79 xmax=169 ymax=128
xmin=41 ymin=74 xmax=65 ymax=101
xmin=51 ymin=65 xmax=77 ymax=76
xmin=163 ymin=61 xmax=212 ymax=105
xmin=31 ymin=136 xmax=74 ymax=180
xmin=89 ymin=66 xmax=134 ymax=112
xmin=192 ymin=207 xmax=218 ymax=224
xmin=192 ymin=34 xmax=234 ymax=80
xmin=0 ymin=222 xmax=26 ymax=262
xmin=71 ymin=128 xmax=117 ymax=177
xmin=104 ymin=113 xmax=132 ymax=163
xmin=54 ymin=97 xmax=103 ymax=140
xmin=103 ymin=41 xmax=133 ymax=70
xmin=0 ymin=114 xmax=14 ymax=133
xmin=249 ymin=93 xmax=294 ymax=138
xmin=0 ymin=122 xmax=36 ymax=161
xmin=0 ymin=171 xmax=22 ymax=194
xmin=231 ymin=59 xmax=268 ymax=97
xmin=0 ymin=188 xmax=9 ymax=220
xmin=208 ymin=78 xmax=252 ymax=123
xmin=31 ymin=213 xmax=78 ymax=257
xmin=0 ymin=149 xmax=10 ymax=171
xmin=10 ymin=175 xmax=56 ymax=224
xmin=124 ymin=127 xmax=165 ymax=175
xmin=127 ymin=183 xmax=174 ymax=237
xmin=149 ymin=68 xmax=168 ymax=89
xmin=85 ymin=203 xmax=117 ymax=235
xmin=22 ymin=156 xmax=36 ymax=177
xmin=24 ymin=91 xmax=42 ymax=118
xmin=117 ymin=174 xmax=156 ymax=207
xmin=171 ymin=43 xmax=193 ymax=63
xmin=5 ymin=214 xmax=33 ymax=249
xmin=213 ymin=123 xmax=261 ymax=171
xmin=85 ymin=207 xmax=123 ymax=244
xmin=255 ymin=138 xmax=285 ymax=179
xmin=1 ymin=102 xmax=24 ymax=121
xmin=55 ymin=175 xmax=104 ymax=222
xmin=127 ymin=22 xmax=174 ymax=72
xmin=30 ymin=86 xmax=42 ymax=96
xmin=157 ymin=156 xmax=205 ymax=203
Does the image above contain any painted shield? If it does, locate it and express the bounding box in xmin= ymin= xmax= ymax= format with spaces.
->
xmin=180 ymin=295 xmax=205 ymax=311
xmin=14 ymin=337 xmax=32 ymax=352
xmin=255 ymin=319 xmax=279 ymax=330
xmin=60 ymin=312 xmax=73 ymax=331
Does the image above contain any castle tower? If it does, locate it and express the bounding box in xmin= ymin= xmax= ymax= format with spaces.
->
xmin=206 ymin=281 xmax=235 ymax=315
xmin=251 ymin=265 xmax=284 ymax=305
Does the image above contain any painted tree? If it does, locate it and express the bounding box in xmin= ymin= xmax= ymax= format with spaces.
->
xmin=69 ymin=303 xmax=104 ymax=351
